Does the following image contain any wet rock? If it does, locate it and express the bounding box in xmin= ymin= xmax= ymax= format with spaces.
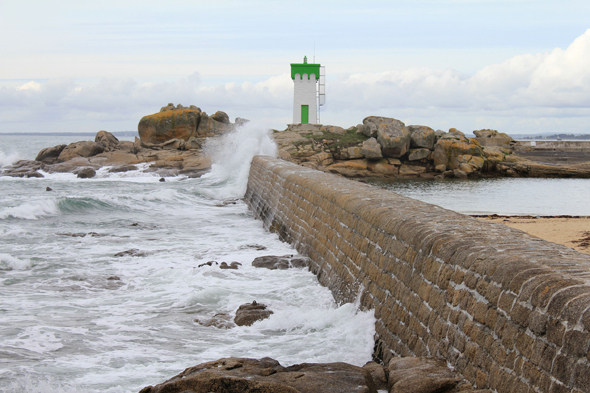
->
xmin=138 ymin=357 xmax=377 ymax=393
xmin=252 ymin=255 xmax=309 ymax=270
xmin=195 ymin=313 xmax=235 ymax=329
xmin=106 ymin=276 xmax=121 ymax=281
xmin=46 ymin=186 xmax=53 ymax=191
xmin=1 ymin=160 xmax=45 ymax=178
xmin=35 ymin=144 xmax=66 ymax=164
xmin=76 ymin=167 xmax=96 ymax=179
xmin=219 ymin=261 xmax=242 ymax=269
xmin=114 ymin=249 xmax=148 ymax=257
xmin=159 ymin=177 xmax=165 ymax=182
xmin=234 ymin=301 xmax=273 ymax=326
xmin=198 ymin=261 xmax=218 ymax=268
xmin=215 ymin=198 xmax=240 ymax=207
xmin=239 ymin=244 xmax=267 ymax=251
xmin=108 ymin=164 xmax=138 ymax=173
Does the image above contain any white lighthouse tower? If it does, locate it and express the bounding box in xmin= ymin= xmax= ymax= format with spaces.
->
xmin=291 ymin=56 xmax=325 ymax=124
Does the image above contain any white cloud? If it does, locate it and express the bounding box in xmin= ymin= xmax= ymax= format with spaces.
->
xmin=16 ymin=81 xmax=41 ymax=91
xmin=1 ymin=30 xmax=589 ymax=135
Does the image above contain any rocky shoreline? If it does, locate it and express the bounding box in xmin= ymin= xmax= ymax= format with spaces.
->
xmin=274 ymin=117 xmax=590 ymax=179
xmin=2 ymin=105 xmax=589 ymax=180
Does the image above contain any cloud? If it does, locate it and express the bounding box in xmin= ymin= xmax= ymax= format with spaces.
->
xmin=1 ymin=30 xmax=589 ymax=134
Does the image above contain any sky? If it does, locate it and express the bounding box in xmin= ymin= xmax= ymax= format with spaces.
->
xmin=0 ymin=0 xmax=589 ymax=135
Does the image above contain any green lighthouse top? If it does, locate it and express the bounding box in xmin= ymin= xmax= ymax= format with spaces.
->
xmin=291 ymin=56 xmax=320 ymax=80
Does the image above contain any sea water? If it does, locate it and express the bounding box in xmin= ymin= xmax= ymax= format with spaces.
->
xmin=0 ymin=127 xmax=376 ymax=392
xmin=369 ymin=177 xmax=590 ymax=216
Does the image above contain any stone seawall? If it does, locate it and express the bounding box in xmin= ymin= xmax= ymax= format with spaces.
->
xmin=244 ymin=156 xmax=590 ymax=393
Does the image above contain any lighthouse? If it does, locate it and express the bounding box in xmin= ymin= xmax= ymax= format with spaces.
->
xmin=291 ymin=56 xmax=325 ymax=124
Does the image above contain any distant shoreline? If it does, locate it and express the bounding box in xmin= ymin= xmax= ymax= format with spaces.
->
xmin=0 ymin=131 xmax=137 ymax=137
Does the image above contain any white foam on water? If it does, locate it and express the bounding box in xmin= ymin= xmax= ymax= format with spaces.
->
xmin=0 ymin=253 xmax=32 ymax=270
xmin=0 ymin=199 xmax=59 ymax=220
xmin=202 ymin=121 xmax=277 ymax=199
xmin=4 ymin=375 xmax=91 ymax=393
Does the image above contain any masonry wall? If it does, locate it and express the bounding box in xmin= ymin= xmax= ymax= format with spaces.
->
xmin=245 ymin=156 xmax=590 ymax=393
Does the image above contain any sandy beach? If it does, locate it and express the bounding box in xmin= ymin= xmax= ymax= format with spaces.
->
xmin=476 ymin=215 xmax=590 ymax=255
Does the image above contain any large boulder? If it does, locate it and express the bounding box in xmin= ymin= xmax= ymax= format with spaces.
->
xmin=138 ymin=357 xmax=377 ymax=393
xmin=363 ymin=116 xmax=411 ymax=158
xmin=433 ymin=130 xmax=484 ymax=170
xmin=57 ymin=141 xmax=105 ymax=162
xmin=138 ymin=108 xmax=202 ymax=144
xmin=35 ymin=144 xmax=66 ymax=164
xmin=408 ymin=125 xmax=436 ymax=149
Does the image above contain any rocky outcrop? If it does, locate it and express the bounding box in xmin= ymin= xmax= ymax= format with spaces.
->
xmin=138 ymin=108 xmax=202 ymax=144
xmin=138 ymin=356 xmax=479 ymax=393
xmin=138 ymin=104 xmax=235 ymax=144
xmin=1 ymin=108 xmax=220 ymax=178
xmin=274 ymin=119 xmax=495 ymax=179
xmin=233 ymin=301 xmax=273 ymax=326
xmin=138 ymin=357 xmax=377 ymax=393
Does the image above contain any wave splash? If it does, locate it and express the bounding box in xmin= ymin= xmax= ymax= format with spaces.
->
xmin=0 ymin=149 xmax=21 ymax=167
xmin=0 ymin=199 xmax=59 ymax=220
xmin=202 ymin=121 xmax=277 ymax=199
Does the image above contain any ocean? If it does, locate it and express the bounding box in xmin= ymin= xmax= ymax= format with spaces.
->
xmin=0 ymin=127 xmax=376 ymax=392
xmin=2 ymin=129 xmax=589 ymax=392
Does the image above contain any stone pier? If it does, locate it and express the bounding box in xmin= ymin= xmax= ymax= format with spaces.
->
xmin=245 ymin=155 xmax=590 ymax=393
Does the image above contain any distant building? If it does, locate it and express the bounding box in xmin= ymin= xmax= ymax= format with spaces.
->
xmin=290 ymin=56 xmax=325 ymax=124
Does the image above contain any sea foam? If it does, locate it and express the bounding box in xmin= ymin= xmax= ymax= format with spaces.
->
xmin=0 ymin=199 xmax=59 ymax=220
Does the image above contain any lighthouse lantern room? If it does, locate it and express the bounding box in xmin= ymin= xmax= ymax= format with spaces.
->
xmin=291 ymin=56 xmax=325 ymax=124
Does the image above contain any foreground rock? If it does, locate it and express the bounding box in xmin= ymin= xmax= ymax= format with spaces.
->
xmin=138 ymin=357 xmax=377 ymax=393
xmin=138 ymin=356 xmax=486 ymax=393
xmin=233 ymin=301 xmax=273 ymax=326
